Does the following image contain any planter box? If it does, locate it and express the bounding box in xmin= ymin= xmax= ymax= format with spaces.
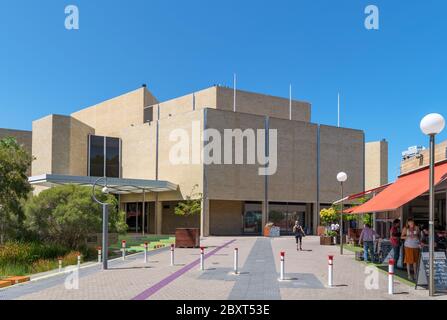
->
xmin=0 ymin=280 xmax=12 ymax=288
xmin=4 ymin=276 xmax=30 ymax=284
xmin=175 ymin=228 xmax=200 ymax=248
xmin=320 ymin=236 xmax=333 ymax=246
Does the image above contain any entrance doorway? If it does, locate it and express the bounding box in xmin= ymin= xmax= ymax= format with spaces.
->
xmin=243 ymin=202 xmax=263 ymax=234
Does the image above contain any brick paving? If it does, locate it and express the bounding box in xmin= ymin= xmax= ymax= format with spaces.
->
xmin=0 ymin=236 xmax=445 ymax=300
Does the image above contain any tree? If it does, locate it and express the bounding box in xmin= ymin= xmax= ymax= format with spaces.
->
xmin=0 ymin=137 xmax=32 ymax=244
xmin=319 ymin=207 xmax=338 ymax=226
xmin=23 ymin=184 xmax=127 ymax=249
xmin=174 ymin=184 xmax=202 ymax=217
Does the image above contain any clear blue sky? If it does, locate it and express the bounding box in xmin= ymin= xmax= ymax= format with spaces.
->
xmin=1 ymin=0 xmax=446 ymax=181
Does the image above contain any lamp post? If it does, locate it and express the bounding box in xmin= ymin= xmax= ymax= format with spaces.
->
xmin=420 ymin=113 xmax=445 ymax=297
xmin=92 ymin=177 xmax=110 ymax=270
xmin=337 ymin=171 xmax=348 ymax=255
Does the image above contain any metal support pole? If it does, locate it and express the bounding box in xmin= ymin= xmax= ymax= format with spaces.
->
xmin=170 ymin=244 xmax=175 ymax=266
xmin=58 ymin=258 xmax=62 ymax=273
xmin=388 ymin=258 xmax=395 ymax=295
xmin=340 ymin=182 xmax=344 ymax=255
xmin=280 ymin=252 xmax=285 ymax=280
xmin=234 ymin=248 xmax=239 ymax=274
xmin=102 ymin=204 xmax=109 ymax=270
xmin=77 ymin=255 xmax=81 ymax=269
xmin=328 ymin=255 xmax=334 ymax=287
xmin=429 ymin=134 xmax=435 ymax=296
xmin=98 ymin=247 xmax=102 ymax=263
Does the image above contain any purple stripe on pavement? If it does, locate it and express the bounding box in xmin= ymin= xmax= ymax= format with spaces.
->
xmin=132 ymin=239 xmax=236 ymax=300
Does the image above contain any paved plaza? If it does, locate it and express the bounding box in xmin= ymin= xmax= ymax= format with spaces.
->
xmin=0 ymin=236 xmax=444 ymax=300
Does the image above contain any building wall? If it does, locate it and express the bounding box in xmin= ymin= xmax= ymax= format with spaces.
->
xmin=32 ymin=114 xmax=94 ymax=176
xmin=319 ymin=125 xmax=365 ymax=203
xmin=71 ymin=87 xmax=157 ymax=137
xmin=401 ymin=140 xmax=447 ymax=175
xmin=0 ymin=128 xmax=32 ymax=155
xmin=216 ymin=87 xmax=311 ymax=122
xmin=209 ymin=200 xmax=243 ymax=235
xmin=365 ymin=140 xmax=388 ymax=190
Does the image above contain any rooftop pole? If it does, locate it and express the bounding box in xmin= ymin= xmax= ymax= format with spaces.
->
xmin=233 ymin=73 xmax=237 ymax=113
xmin=289 ymin=84 xmax=292 ymax=120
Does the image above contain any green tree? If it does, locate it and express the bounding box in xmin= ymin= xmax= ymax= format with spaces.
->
xmin=174 ymin=184 xmax=202 ymax=217
xmin=23 ymin=184 xmax=127 ymax=249
xmin=319 ymin=207 xmax=338 ymax=226
xmin=0 ymin=137 xmax=32 ymax=244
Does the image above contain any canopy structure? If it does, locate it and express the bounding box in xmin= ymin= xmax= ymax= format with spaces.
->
xmin=348 ymin=161 xmax=447 ymax=214
xmin=333 ymin=183 xmax=391 ymax=206
xmin=28 ymin=174 xmax=178 ymax=194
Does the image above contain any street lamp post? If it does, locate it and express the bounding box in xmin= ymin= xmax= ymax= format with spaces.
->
xmin=420 ymin=113 xmax=445 ymax=297
xmin=92 ymin=177 xmax=110 ymax=270
xmin=337 ymin=172 xmax=348 ymax=255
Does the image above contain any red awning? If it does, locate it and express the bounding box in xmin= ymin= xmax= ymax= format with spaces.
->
xmin=349 ymin=161 xmax=447 ymax=214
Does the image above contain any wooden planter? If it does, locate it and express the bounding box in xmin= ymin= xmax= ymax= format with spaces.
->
xmin=320 ymin=236 xmax=333 ymax=246
xmin=175 ymin=228 xmax=200 ymax=248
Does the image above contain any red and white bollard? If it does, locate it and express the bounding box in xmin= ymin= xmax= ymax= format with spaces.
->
xmin=58 ymin=258 xmax=63 ymax=272
xmin=97 ymin=247 xmax=102 ymax=263
xmin=280 ymin=251 xmax=285 ymax=280
xmin=77 ymin=254 xmax=81 ymax=269
xmin=328 ymin=255 xmax=334 ymax=287
xmin=170 ymin=244 xmax=175 ymax=266
xmin=200 ymin=246 xmax=205 ymax=270
xmin=143 ymin=242 xmax=148 ymax=263
xmin=388 ymin=258 xmax=395 ymax=295
xmin=234 ymin=248 xmax=239 ymax=274
xmin=122 ymin=240 xmax=126 ymax=260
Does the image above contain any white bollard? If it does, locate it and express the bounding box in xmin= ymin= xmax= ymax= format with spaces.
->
xmin=144 ymin=242 xmax=148 ymax=263
xmin=280 ymin=251 xmax=285 ymax=280
xmin=388 ymin=258 xmax=395 ymax=295
xmin=200 ymin=246 xmax=205 ymax=271
xmin=58 ymin=258 xmax=62 ymax=273
xmin=233 ymin=248 xmax=239 ymax=274
xmin=328 ymin=255 xmax=334 ymax=287
xmin=77 ymin=255 xmax=81 ymax=269
xmin=170 ymin=244 xmax=175 ymax=266
xmin=98 ymin=247 xmax=102 ymax=263
xmin=122 ymin=240 xmax=126 ymax=260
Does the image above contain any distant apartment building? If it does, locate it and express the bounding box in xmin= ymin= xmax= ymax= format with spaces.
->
xmin=0 ymin=85 xmax=387 ymax=236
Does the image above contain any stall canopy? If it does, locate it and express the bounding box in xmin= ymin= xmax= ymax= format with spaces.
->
xmin=348 ymin=161 xmax=447 ymax=214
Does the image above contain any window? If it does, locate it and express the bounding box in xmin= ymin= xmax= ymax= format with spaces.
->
xmin=144 ymin=106 xmax=153 ymax=123
xmin=88 ymin=135 xmax=121 ymax=178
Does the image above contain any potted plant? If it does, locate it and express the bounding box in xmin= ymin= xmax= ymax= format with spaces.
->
xmin=174 ymin=185 xmax=202 ymax=248
xmin=319 ymin=207 xmax=338 ymax=245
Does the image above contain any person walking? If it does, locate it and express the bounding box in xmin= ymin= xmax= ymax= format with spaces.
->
xmin=401 ymin=218 xmax=420 ymax=280
xmin=390 ymin=219 xmax=401 ymax=268
xmin=359 ymin=224 xmax=379 ymax=263
xmin=293 ymin=220 xmax=305 ymax=251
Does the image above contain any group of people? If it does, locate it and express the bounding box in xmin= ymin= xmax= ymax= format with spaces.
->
xmin=359 ymin=218 xmax=422 ymax=280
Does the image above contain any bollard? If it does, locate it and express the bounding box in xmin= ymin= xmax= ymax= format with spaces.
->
xmin=280 ymin=251 xmax=285 ymax=280
xmin=233 ymin=248 xmax=239 ymax=274
xmin=200 ymin=246 xmax=205 ymax=271
xmin=77 ymin=254 xmax=81 ymax=269
xmin=328 ymin=255 xmax=334 ymax=287
xmin=122 ymin=240 xmax=126 ymax=260
xmin=170 ymin=244 xmax=175 ymax=266
xmin=144 ymin=242 xmax=148 ymax=263
xmin=98 ymin=247 xmax=102 ymax=263
xmin=58 ymin=258 xmax=62 ymax=273
xmin=388 ymin=258 xmax=395 ymax=295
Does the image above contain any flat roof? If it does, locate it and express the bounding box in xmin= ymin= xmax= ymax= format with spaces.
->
xmin=28 ymin=174 xmax=178 ymax=194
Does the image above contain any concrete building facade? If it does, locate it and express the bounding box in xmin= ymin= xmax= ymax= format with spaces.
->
xmin=1 ymin=85 xmax=378 ymax=236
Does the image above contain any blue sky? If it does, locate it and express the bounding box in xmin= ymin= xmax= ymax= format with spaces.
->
xmin=1 ymin=0 xmax=446 ymax=181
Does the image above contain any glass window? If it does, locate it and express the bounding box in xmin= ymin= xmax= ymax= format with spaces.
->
xmin=144 ymin=106 xmax=153 ymax=123
xmin=89 ymin=135 xmax=104 ymax=177
xmin=89 ymin=135 xmax=120 ymax=177
xmin=106 ymin=137 xmax=120 ymax=178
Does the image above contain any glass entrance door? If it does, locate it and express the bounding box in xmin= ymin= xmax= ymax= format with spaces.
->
xmin=243 ymin=202 xmax=263 ymax=234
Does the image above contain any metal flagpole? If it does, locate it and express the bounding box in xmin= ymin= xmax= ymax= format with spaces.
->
xmin=289 ymin=84 xmax=292 ymax=120
xmin=233 ymin=73 xmax=237 ymax=113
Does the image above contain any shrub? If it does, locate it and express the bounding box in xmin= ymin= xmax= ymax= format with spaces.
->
xmin=23 ymin=184 xmax=127 ymax=250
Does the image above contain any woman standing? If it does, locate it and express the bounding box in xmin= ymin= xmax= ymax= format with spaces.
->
xmin=293 ymin=220 xmax=305 ymax=251
xmin=401 ymin=218 xmax=421 ymax=280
